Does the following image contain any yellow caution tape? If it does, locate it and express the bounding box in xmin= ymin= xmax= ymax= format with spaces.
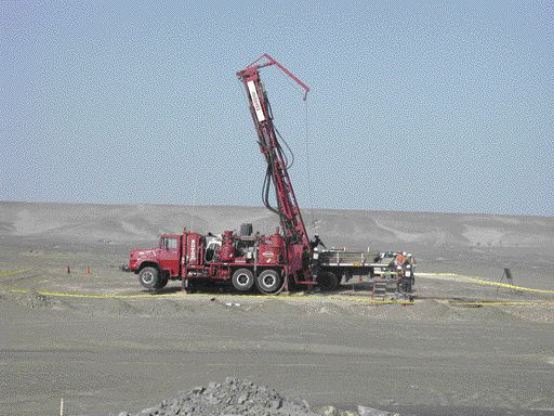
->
xmin=417 ymin=272 xmax=554 ymax=295
xmin=442 ymin=299 xmax=553 ymax=307
xmin=3 ymin=286 xmax=553 ymax=308
xmin=327 ymin=295 xmax=413 ymax=305
xmin=16 ymin=288 xmax=184 ymax=299
xmin=0 ymin=269 xmax=28 ymax=278
xmin=2 ymin=270 xmax=552 ymax=306
xmin=0 ymin=285 xmax=412 ymax=304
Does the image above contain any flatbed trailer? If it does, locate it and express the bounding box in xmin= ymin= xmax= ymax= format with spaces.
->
xmin=316 ymin=249 xmax=415 ymax=292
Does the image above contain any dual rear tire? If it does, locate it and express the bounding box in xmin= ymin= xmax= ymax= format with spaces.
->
xmin=256 ymin=269 xmax=282 ymax=294
xmin=231 ymin=268 xmax=255 ymax=292
xmin=231 ymin=268 xmax=282 ymax=294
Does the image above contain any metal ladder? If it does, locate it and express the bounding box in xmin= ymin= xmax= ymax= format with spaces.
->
xmin=372 ymin=280 xmax=387 ymax=300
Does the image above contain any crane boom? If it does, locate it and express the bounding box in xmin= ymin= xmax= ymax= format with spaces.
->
xmin=237 ymin=54 xmax=311 ymax=251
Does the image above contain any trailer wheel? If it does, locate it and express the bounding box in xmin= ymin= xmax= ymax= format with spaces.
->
xmin=255 ymin=269 xmax=282 ymax=294
xmin=138 ymin=267 xmax=161 ymax=290
xmin=318 ymin=271 xmax=339 ymax=291
xmin=232 ymin=268 xmax=255 ymax=292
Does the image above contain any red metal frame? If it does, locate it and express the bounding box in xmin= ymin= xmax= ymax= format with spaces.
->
xmin=244 ymin=54 xmax=310 ymax=100
xmin=237 ymin=55 xmax=311 ymax=249
xmin=237 ymin=54 xmax=313 ymax=283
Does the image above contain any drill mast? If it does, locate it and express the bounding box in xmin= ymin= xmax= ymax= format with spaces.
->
xmin=237 ymin=54 xmax=311 ymax=250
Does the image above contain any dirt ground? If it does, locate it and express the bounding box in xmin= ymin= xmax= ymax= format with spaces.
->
xmin=0 ymin=202 xmax=553 ymax=416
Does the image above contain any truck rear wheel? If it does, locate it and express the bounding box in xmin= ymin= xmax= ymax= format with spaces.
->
xmin=138 ymin=266 xmax=161 ymax=290
xmin=318 ymin=271 xmax=339 ymax=291
xmin=232 ymin=268 xmax=255 ymax=292
xmin=159 ymin=274 xmax=169 ymax=289
xmin=256 ymin=269 xmax=282 ymax=294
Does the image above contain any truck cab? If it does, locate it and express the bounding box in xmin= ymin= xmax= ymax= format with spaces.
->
xmin=128 ymin=233 xmax=182 ymax=290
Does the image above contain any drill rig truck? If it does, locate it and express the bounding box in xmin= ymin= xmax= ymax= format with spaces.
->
xmin=128 ymin=54 xmax=415 ymax=294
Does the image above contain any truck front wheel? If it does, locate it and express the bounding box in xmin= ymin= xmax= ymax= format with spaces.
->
xmin=138 ymin=267 xmax=161 ymax=290
xmin=232 ymin=268 xmax=255 ymax=292
xmin=256 ymin=269 xmax=282 ymax=294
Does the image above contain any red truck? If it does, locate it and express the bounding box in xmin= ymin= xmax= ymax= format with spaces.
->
xmin=127 ymin=55 xmax=415 ymax=294
xmin=129 ymin=227 xmax=306 ymax=294
xmin=128 ymin=228 xmax=415 ymax=294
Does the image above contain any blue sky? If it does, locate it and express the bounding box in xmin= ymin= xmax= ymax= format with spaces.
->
xmin=1 ymin=1 xmax=552 ymax=215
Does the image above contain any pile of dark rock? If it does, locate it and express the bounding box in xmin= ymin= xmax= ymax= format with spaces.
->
xmin=116 ymin=378 xmax=399 ymax=416
xmin=116 ymin=378 xmax=320 ymax=416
